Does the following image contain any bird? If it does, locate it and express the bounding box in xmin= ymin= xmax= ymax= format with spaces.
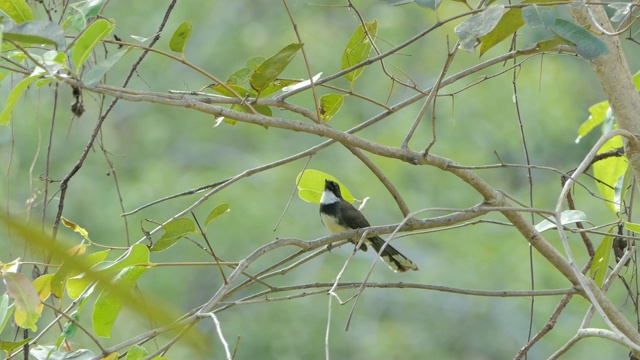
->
xmin=319 ymin=179 xmax=418 ymax=272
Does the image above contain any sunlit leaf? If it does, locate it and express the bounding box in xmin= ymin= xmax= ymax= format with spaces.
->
xmin=151 ymin=218 xmax=196 ymax=252
xmin=342 ymin=20 xmax=377 ymax=83
xmin=93 ymin=266 xmax=148 ymax=338
xmin=0 ymin=0 xmax=33 ymax=23
xmin=72 ymin=18 xmax=115 ymax=70
xmin=575 ymin=100 xmax=609 ymax=143
xmin=62 ymin=217 xmax=91 ymax=241
xmin=51 ymin=244 xmax=87 ymax=298
xmin=125 ymin=345 xmax=147 ymax=360
xmin=320 ymin=94 xmax=345 ymax=122
xmin=534 ymin=210 xmax=588 ymax=232
xmin=168 ymin=21 xmax=191 ymax=56
xmin=250 ymin=43 xmax=303 ymax=95
xmin=593 ymin=134 xmax=628 ymax=214
xmin=625 ymin=221 xmax=640 ymax=233
xmin=67 ymin=250 xmax=111 ymax=299
xmin=260 ymin=79 xmax=300 ymax=96
xmin=0 ymin=74 xmax=39 ymax=125
xmin=205 ymin=203 xmax=230 ymax=228
xmin=282 ymin=72 xmax=322 ymax=92
xmin=296 ymin=169 xmax=355 ymax=204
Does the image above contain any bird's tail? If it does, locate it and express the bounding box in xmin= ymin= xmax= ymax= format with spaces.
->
xmin=367 ymin=236 xmax=419 ymax=272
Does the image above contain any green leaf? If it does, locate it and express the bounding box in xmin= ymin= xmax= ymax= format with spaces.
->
xmin=590 ymin=232 xmax=613 ymax=287
xmin=0 ymin=294 xmax=13 ymax=333
xmin=226 ymin=67 xmax=251 ymax=86
xmin=209 ymin=82 xmax=250 ymax=98
xmin=168 ymin=21 xmax=191 ymax=56
xmin=3 ymin=272 xmax=40 ymax=331
xmin=522 ymin=5 xmax=556 ymax=28
xmin=342 ymin=20 xmax=377 ymax=83
xmin=246 ymin=56 xmax=266 ymax=70
xmin=205 ymin=203 xmax=230 ymax=228
xmin=626 ymin=221 xmax=640 ymax=234
xmin=0 ymin=0 xmax=33 ymax=23
xmin=480 ymin=8 xmax=523 ymax=55
xmin=72 ymin=18 xmax=115 ymax=70
xmin=61 ymin=311 xmax=81 ymax=340
xmin=633 ymin=69 xmax=640 ymax=90
xmin=151 ymin=218 xmax=196 ymax=252
xmin=250 ymin=43 xmax=303 ymax=95
xmin=3 ymin=20 xmax=65 ymax=47
xmin=534 ymin=210 xmax=588 ymax=232
xmin=0 ymin=74 xmax=39 ymax=125
xmin=67 ymin=250 xmax=111 ymax=299
xmin=93 ymin=266 xmax=148 ymax=338
xmin=296 ymin=169 xmax=355 ymax=204
xmin=260 ymin=79 xmax=299 ymax=96
xmin=479 ymin=0 xmax=558 ymax=55
xmin=576 ymin=100 xmax=609 ymax=142
xmin=82 ymin=48 xmax=129 ymax=86
xmin=319 ymin=94 xmax=345 ymax=122
xmin=549 ymin=19 xmax=608 ymax=60
xmin=125 ymin=345 xmax=148 ymax=360
xmin=0 ymin=338 xmax=31 ymax=354
xmin=51 ymin=245 xmax=86 ymax=298
xmin=456 ymin=5 xmax=507 ymax=52
xmin=593 ymin=134 xmax=628 ymax=214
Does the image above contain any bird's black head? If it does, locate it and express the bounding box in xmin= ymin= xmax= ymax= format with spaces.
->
xmin=324 ymin=179 xmax=343 ymax=199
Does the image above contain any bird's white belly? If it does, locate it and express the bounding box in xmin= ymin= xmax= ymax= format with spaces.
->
xmin=321 ymin=213 xmax=349 ymax=234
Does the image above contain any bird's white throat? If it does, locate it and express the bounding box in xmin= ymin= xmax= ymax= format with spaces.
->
xmin=320 ymin=189 xmax=340 ymax=205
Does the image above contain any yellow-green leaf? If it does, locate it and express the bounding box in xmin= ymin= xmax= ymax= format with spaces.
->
xmin=296 ymin=169 xmax=355 ymax=204
xmin=576 ymin=100 xmax=609 ymax=143
xmin=205 ymin=204 xmax=230 ymax=228
xmin=51 ymin=244 xmax=86 ymax=298
xmin=590 ymin=232 xmax=613 ymax=287
xmin=0 ymin=75 xmax=39 ymax=125
xmin=93 ymin=266 xmax=148 ymax=338
xmin=342 ymin=20 xmax=377 ymax=83
xmin=250 ymin=43 xmax=303 ymax=95
xmin=151 ymin=218 xmax=196 ymax=252
xmin=72 ymin=18 xmax=115 ymax=70
xmin=593 ymin=134 xmax=628 ymax=214
xmin=320 ymin=94 xmax=345 ymax=122
xmin=67 ymin=250 xmax=111 ymax=299
xmin=0 ymin=0 xmax=33 ymax=23
xmin=169 ymin=21 xmax=191 ymax=56
xmin=62 ymin=216 xmax=91 ymax=242
xmin=0 ymin=338 xmax=31 ymax=354
xmin=625 ymin=221 xmax=640 ymax=233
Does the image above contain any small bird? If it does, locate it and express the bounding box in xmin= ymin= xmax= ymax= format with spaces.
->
xmin=319 ymin=179 xmax=419 ymax=272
